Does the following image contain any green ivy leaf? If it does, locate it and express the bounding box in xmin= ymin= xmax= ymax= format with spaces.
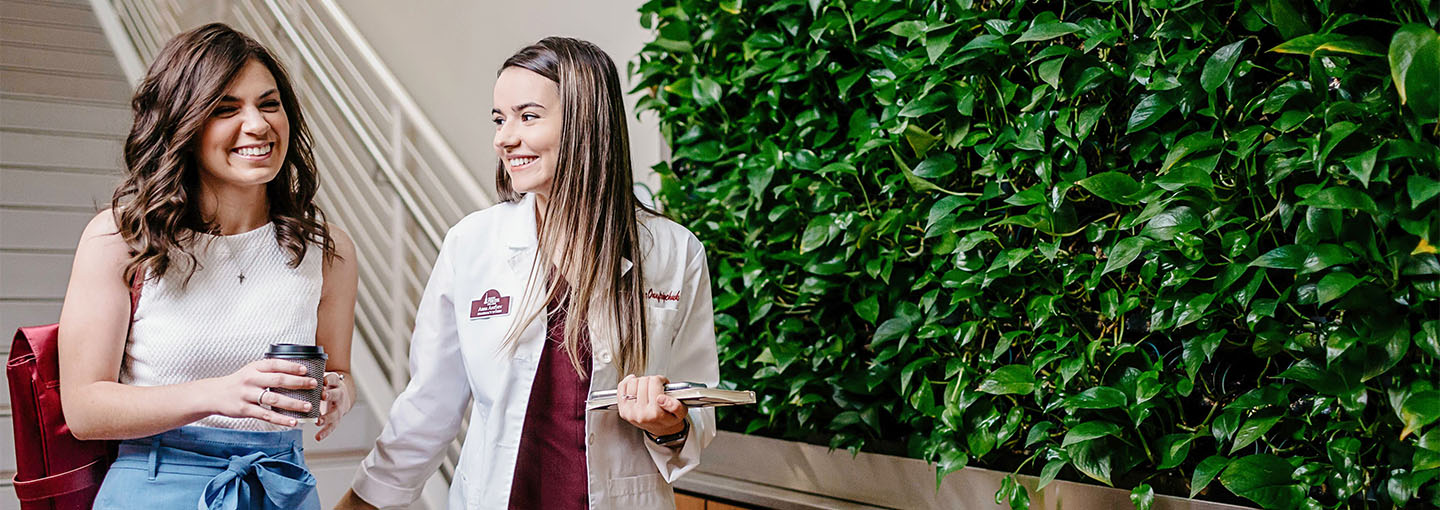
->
xmin=693 ymin=77 xmax=723 ymax=107
xmin=926 ymin=195 xmax=971 ymax=236
xmin=1063 ymin=387 xmax=1128 ymax=410
xmin=1015 ymin=22 xmax=1081 ymax=43
xmin=1416 ymin=321 xmax=1440 ymax=360
xmin=1067 ymin=440 xmax=1114 ymax=486
xmin=1103 ymin=237 xmax=1146 ymax=275
xmin=1130 ymin=484 xmax=1155 ymax=510
xmin=1038 ymin=459 xmax=1066 ymax=489
xmin=1230 ymin=414 xmax=1282 ymax=454
xmin=978 ymin=365 xmax=1036 ymax=395
xmin=936 ymin=447 xmax=969 ymax=486
xmin=887 ymin=20 xmax=927 ymax=43
xmin=1190 ymin=455 xmax=1229 ymax=498
xmin=855 ymin=295 xmax=880 ymax=325
xmin=1250 ymin=245 xmax=1308 ymax=269
xmin=1317 ymin=272 xmax=1363 ymax=304
xmin=872 ymin=317 xmax=911 ymax=346
xmin=1389 ymin=24 xmax=1440 ymax=120
xmin=1271 ymin=33 xmax=1385 ymax=57
xmin=1126 ymin=94 xmax=1176 ymax=133
xmin=900 ymin=92 xmax=954 ymax=118
xmin=1401 ymin=391 xmax=1440 ymax=439
xmin=1063 ymin=421 xmax=1122 ymax=447
xmin=1408 ymin=174 xmax=1440 ymax=205
xmin=1157 ymin=433 xmax=1195 ymax=470
xmin=1220 ymin=455 xmax=1303 ymax=508
xmin=1202 ymin=40 xmax=1247 ymax=93
xmin=926 ymin=27 xmax=961 ymax=64
xmin=1026 ymin=421 xmax=1055 ymax=447
xmin=914 ymin=153 xmax=959 ymax=179
xmin=1299 ymin=186 xmax=1380 ymax=213
xmin=1077 ymin=172 xmax=1141 ymax=204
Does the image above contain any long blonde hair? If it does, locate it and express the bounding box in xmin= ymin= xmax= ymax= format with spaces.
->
xmin=496 ymin=37 xmax=656 ymax=379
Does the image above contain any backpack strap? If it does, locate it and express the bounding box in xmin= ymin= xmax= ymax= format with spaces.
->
xmin=12 ymin=458 xmax=109 ymax=501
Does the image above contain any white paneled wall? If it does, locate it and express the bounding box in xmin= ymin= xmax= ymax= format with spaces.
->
xmin=2 ymin=0 xmax=128 ymax=505
xmin=1 ymin=1 xmax=133 ymax=504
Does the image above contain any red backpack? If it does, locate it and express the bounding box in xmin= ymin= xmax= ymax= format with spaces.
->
xmin=7 ymin=281 xmax=139 ymax=510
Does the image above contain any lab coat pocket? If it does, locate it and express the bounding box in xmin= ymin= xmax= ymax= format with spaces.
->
xmin=646 ymin=308 xmax=681 ymax=344
xmin=606 ymin=472 xmax=666 ymax=496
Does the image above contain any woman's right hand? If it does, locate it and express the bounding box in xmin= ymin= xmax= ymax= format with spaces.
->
xmin=205 ymin=359 xmax=317 ymax=427
xmin=334 ymin=489 xmax=379 ymax=510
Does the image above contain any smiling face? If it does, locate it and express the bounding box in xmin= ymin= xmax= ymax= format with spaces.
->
xmin=195 ymin=59 xmax=289 ymax=194
xmin=493 ymin=67 xmax=562 ymax=199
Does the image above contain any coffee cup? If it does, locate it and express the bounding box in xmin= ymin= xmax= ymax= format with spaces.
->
xmin=264 ymin=343 xmax=327 ymax=421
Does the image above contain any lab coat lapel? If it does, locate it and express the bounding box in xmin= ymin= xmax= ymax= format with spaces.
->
xmin=505 ymin=194 xmax=539 ymax=274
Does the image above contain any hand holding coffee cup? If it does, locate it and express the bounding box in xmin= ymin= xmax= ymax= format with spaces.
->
xmin=263 ymin=344 xmax=328 ymax=423
xmin=208 ymin=357 xmax=316 ymax=427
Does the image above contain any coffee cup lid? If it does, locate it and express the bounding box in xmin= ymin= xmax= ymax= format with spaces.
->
xmin=265 ymin=343 xmax=327 ymax=359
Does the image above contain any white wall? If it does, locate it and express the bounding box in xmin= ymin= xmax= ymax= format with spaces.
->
xmin=337 ymin=0 xmax=664 ymax=198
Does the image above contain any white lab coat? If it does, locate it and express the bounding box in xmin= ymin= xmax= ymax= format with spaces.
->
xmin=351 ymin=194 xmax=719 ymax=509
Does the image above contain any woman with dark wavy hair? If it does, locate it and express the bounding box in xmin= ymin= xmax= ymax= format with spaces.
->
xmin=56 ymin=23 xmax=357 ymax=509
xmin=337 ymin=37 xmax=719 ymax=510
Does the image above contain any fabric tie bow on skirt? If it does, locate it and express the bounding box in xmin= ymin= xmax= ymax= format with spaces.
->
xmin=198 ymin=451 xmax=316 ymax=510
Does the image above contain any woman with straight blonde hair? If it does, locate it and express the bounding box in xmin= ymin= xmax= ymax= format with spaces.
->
xmin=338 ymin=36 xmax=719 ymax=510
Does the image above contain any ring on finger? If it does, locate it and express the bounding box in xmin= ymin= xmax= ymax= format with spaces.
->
xmin=623 ymin=394 xmax=638 ymax=400
xmin=258 ymin=388 xmax=272 ymax=406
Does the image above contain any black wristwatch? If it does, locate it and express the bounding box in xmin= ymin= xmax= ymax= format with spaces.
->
xmin=645 ymin=419 xmax=690 ymax=448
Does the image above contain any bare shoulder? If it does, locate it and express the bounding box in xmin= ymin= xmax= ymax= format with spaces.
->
xmin=326 ymin=223 xmax=356 ymax=259
xmin=82 ymin=208 xmax=120 ymax=238
xmin=322 ymin=223 xmax=358 ymax=277
xmin=77 ymin=209 xmax=128 ymax=255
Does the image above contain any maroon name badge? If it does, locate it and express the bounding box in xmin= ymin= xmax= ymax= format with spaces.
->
xmin=470 ymin=289 xmax=511 ymax=320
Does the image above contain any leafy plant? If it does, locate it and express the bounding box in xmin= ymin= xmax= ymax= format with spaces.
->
xmin=633 ymin=0 xmax=1440 ymax=507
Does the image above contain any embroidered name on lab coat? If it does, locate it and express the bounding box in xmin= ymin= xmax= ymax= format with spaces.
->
xmin=470 ymin=289 xmax=511 ymax=319
xmin=646 ymin=289 xmax=681 ymax=310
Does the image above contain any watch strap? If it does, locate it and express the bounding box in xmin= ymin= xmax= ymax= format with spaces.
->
xmin=646 ymin=419 xmax=690 ymax=446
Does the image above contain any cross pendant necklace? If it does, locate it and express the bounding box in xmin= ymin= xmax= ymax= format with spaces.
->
xmin=227 ymin=244 xmax=256 ymax=285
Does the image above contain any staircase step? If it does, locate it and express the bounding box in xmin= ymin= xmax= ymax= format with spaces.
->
xmin=0 ymin=66 xmax=130 ymax=102
xmin=0 ymin=207 xmax=97 ymax=250
xmin=0 ymin=0 xmax=100 ymax=29
xmin=0 ymin=21 xmax=110 ymax=55
xmin=0 ymin=131 xmax=124 ymax=169
xmin=1 ymin=92 xmax=132 ymax=135
xmin=0 ymin=413 xmax=12 ymax=474
xmin=1 ymin=167 xmax=120 ymax=209
xmin=0 ymin=251 xmax=73 ymax=299
xmin=1 ymin=300 xmax=61 ymax=351
xmin=1 ymin=42 xmax=124 ymax=78
xmin=0 ymin=16 xmax=100 ymax=35
xmin=2 ymin=89 xmax=127 ymax=108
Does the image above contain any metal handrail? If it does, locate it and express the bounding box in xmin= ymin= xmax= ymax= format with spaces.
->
xmin=100 ymin=0 xmax=491 ymax=504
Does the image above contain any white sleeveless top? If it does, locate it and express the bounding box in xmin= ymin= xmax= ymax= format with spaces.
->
xmin=122 ymin=222 xmax=323 ymax=431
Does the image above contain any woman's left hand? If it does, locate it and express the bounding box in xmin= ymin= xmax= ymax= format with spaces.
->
xmin=617 ymin=374 xmax=687 ymax=437
xmin=316 ymin=371 xmax=354 ymax=441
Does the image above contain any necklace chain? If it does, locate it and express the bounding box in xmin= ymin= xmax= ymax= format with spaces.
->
xmin=225 ymin=242 xmax=257 ymax=284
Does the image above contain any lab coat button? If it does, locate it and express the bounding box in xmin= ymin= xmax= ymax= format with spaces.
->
xmin=587 ymin=433 xmax=596 ymax=445
xmin=599 ymin=351 xmax=613 ymax=364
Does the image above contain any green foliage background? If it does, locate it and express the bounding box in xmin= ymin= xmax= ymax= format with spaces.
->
xmin=632 ymin=0 xmax=1440 ymax=507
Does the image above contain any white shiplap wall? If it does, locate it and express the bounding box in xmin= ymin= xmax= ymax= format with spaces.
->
xmin=1 ymin=0 xmax=131 ymax=506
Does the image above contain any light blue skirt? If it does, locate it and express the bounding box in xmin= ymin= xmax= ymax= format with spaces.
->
xmin=93 ymin=425 xmax=320 ymax=510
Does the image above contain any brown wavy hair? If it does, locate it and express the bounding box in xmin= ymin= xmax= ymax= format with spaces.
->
xmin=111 ymin=23 xmax=333 ymax=284
xmin=497 ymin=37 xmax=658 ymax=378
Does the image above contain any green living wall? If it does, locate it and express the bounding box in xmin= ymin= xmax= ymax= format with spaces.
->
xmin=632 ymin=0 xmax=1440 ymax=508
